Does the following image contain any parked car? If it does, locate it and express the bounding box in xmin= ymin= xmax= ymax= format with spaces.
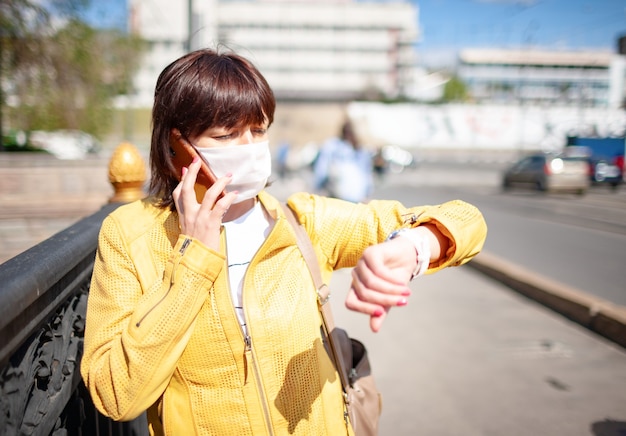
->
xmin=1 ymin=129 xmax=49 ymax=153
xmin=502 ymin=153 xmax=589 ymax=195
xmin=373 ymin=145 xmax=416 ymax=174
xmin=588 ymin=157 xmax=622 ymax=190
xmin=29 ymin=130 xmax=101 ymax=159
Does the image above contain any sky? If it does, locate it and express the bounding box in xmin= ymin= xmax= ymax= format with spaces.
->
xmin=412 ymin=0 xmax=626 ymax=66
xmin=82 ymin=0 xmax=626 ymax=67
xmin=80 ymin=0 xmax=127 ymax=30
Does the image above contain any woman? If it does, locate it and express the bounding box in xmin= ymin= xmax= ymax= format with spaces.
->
xmin=313 ymin=120 xmax=374 ymax=202
xmin=81 ymin=48 xmax=487 ymax=435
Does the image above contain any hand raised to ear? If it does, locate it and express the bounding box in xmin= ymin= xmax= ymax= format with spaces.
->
xmin=172 ymin=157 xmax=238 ymax=250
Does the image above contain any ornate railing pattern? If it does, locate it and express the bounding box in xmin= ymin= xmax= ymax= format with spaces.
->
xmin=0 ymin=143 xmax=148 ymax=435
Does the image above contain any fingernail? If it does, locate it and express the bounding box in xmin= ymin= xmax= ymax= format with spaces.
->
xmin=373 ymin=309 xmax=384 ymax=317
xmin=401 ymin=289 xmax=411 ymax=296
xmin=396 ymin=298 xmax=408 ymax=307
xmin=182 ymin=167 xmax=188 ymax=176
xmin=225 ymin=172 xmax=233 ymax=177
xmin=192 ymin=156 xmax=199 ymax=163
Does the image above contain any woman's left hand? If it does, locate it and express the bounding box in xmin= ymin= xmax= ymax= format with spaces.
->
xmin=346 ymin=236 xmax=417 ymax=333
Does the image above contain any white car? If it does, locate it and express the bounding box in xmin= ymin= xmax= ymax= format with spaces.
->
xmin=29 ymin=130 xmax=100 ymax=159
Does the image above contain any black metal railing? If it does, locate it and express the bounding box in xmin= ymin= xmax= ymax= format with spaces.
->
xmin=0 ymin=203 xmax=148 ymax=436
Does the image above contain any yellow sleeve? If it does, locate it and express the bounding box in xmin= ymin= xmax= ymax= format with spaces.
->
xmin=80 ymin=214 xmax=225 ymax=421
xmin=400 ymin=199 xmax=487 ymax=272
xmin=287 ymin=193 xmax=487 ymax=273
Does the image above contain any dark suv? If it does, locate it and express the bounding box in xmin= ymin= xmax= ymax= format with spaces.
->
xmin=588 ymin=156 xmax=622 ymax=190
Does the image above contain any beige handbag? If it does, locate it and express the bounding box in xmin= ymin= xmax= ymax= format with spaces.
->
xmin=283 ymin=204 xmax=382 ymax=436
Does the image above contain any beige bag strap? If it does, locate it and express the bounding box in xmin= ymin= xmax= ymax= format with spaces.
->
xmin=281 ymin=203 xmax=352 ymax=390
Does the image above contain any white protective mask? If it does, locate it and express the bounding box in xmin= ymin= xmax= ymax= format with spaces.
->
xmin=198 ymin=141 xmax=271 ymax=203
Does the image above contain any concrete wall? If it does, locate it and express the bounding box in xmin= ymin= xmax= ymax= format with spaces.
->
xmin=0 ymin=154 xmax=113 ymax=263
xmin=348 ymin=102 xmax=626 ymax=152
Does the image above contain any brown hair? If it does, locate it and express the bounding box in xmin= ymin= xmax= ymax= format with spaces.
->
xmin=340 ymin=120 xmax=360 ymax=150
xmin=148 ymin=48 xmax=276 ymax=208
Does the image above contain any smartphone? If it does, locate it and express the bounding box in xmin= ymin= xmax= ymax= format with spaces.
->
xmin=169 ymin=132 xmax=225 ymax=202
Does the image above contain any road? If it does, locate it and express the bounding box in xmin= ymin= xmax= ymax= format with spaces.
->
xmin=372 ymin=164 xmax=626 ymax=308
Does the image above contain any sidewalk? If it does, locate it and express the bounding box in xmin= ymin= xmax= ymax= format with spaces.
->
xmin=469 ymin=251 xmax=626 ymax=349
xmin=326 ymin=265 xmax=626 ymax=436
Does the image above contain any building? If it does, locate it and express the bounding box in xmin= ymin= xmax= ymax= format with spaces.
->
xmin=128 ymin=0 xmax=420 ymax=106
xmin=457 ymin=48 xmax=626 ymax=109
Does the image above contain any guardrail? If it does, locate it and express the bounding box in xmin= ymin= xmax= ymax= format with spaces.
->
xmin=0 ymin=143 xmax=148 ymax=435
xmin=0 ymin=203 xmax=151 ymax=435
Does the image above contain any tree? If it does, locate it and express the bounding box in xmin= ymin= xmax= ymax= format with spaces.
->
xmin=442 ymin=75 xmax=469 ymax=103
xmin=0 ymin=0 xmax=49 ymax=148
xmin=1 ymin=0 xmax=145 ymax=148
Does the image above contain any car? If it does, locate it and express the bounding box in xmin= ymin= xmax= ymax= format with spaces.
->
xmin=373 ymin=145 xmax=416 ymax=174
xmin=588 ymin=156 xmax=622 ymax=190
xmin=502 ymin=153 xmax=589 ymax=195
xmin=29 ymin=130 xmax=101 ymax=159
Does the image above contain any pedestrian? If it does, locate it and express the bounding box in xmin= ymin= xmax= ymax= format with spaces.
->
xmin=313 ymin=120 xmax=374 ymax=203
xmin=80 ymin=47 xmax=487 ymax=435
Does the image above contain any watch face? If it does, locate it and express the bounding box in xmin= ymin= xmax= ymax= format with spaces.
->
xmin=386 ymin=229 xmax=406 ymax=242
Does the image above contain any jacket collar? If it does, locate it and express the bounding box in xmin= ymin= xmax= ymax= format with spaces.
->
xmin=256 ymin=190 xmax=300 ymax=255
xmin=258 ymin=190 xmax=283 ymax=221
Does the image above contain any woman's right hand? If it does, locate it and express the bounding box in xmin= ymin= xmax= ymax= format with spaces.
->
xmin=172 ymin=157 xmax=238 ymax=251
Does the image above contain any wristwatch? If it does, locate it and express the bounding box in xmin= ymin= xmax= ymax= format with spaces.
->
xmin=386 ymin=228 xmax=431 ymax=279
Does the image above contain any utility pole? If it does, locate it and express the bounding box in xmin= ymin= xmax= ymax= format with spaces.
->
xmin=186 ymin=0 xmax=193 ymax=52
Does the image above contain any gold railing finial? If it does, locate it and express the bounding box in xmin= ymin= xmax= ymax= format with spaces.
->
xmin=108 ymin=142 xmax=147 ymax=203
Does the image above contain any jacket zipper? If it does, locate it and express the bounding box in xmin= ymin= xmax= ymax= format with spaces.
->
xmin=225 ymin=234 xmax=275 ymax=436
xmin=135 ymin=237 xmax=191 ymax=327
xmin=244 ymin=335 xmax=275 ymax=436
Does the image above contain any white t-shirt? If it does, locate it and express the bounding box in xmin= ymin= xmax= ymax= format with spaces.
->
xmin=222 ymin=201 xmax=271 ymax=335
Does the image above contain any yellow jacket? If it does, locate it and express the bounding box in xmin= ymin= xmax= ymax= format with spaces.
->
xmin=81 ymin=191 xmax=486 ymax=435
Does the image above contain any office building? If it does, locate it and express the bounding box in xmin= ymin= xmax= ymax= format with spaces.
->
xmin=458 ymin=48 xmax=626 ymax=109
xmin=128 ymin=0 xmax=420 ymax=106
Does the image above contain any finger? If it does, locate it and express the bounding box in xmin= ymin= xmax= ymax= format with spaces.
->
xmin=182 ymin=157 xmax=201 ymax=191
xmin=361 ymin=245 xmax=410 ymax=286
xmin=345 ymin=288 xmax=389 ymax=333
xmin=175 ymin=162 xmax=204 ymax=234
xmin=369 ymin=307 xmax=390 ymax=333
xmin=351 ymin=267 xmax=410 ymax=306
xmin=345 ymin=288 xmax=386 ymax=318
xmin=172 ymin=168 xmax=187 ymax=216
xmin=356 ymin=265 xmax=411 ymax=296
xmin=198 ymin=174 xmax=234 ymax=215
xmin=173 ymin=165 xmax=187 ymax=192
xmin=200 ymin=191 xmax=238 ymax=227
xmin=176 ymin=158 xmax=202 ymax=219
xmin=214 ymin=190 xmax=239 ymax=217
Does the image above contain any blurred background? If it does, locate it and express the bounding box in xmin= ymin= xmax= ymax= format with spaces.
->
xmin=3 ymin=0 xmax=626 ymax=156
xmin=2 ymin=2 xmax=626 ymax=434
xmin=1 ymin=0 xmax=625 ymax=257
